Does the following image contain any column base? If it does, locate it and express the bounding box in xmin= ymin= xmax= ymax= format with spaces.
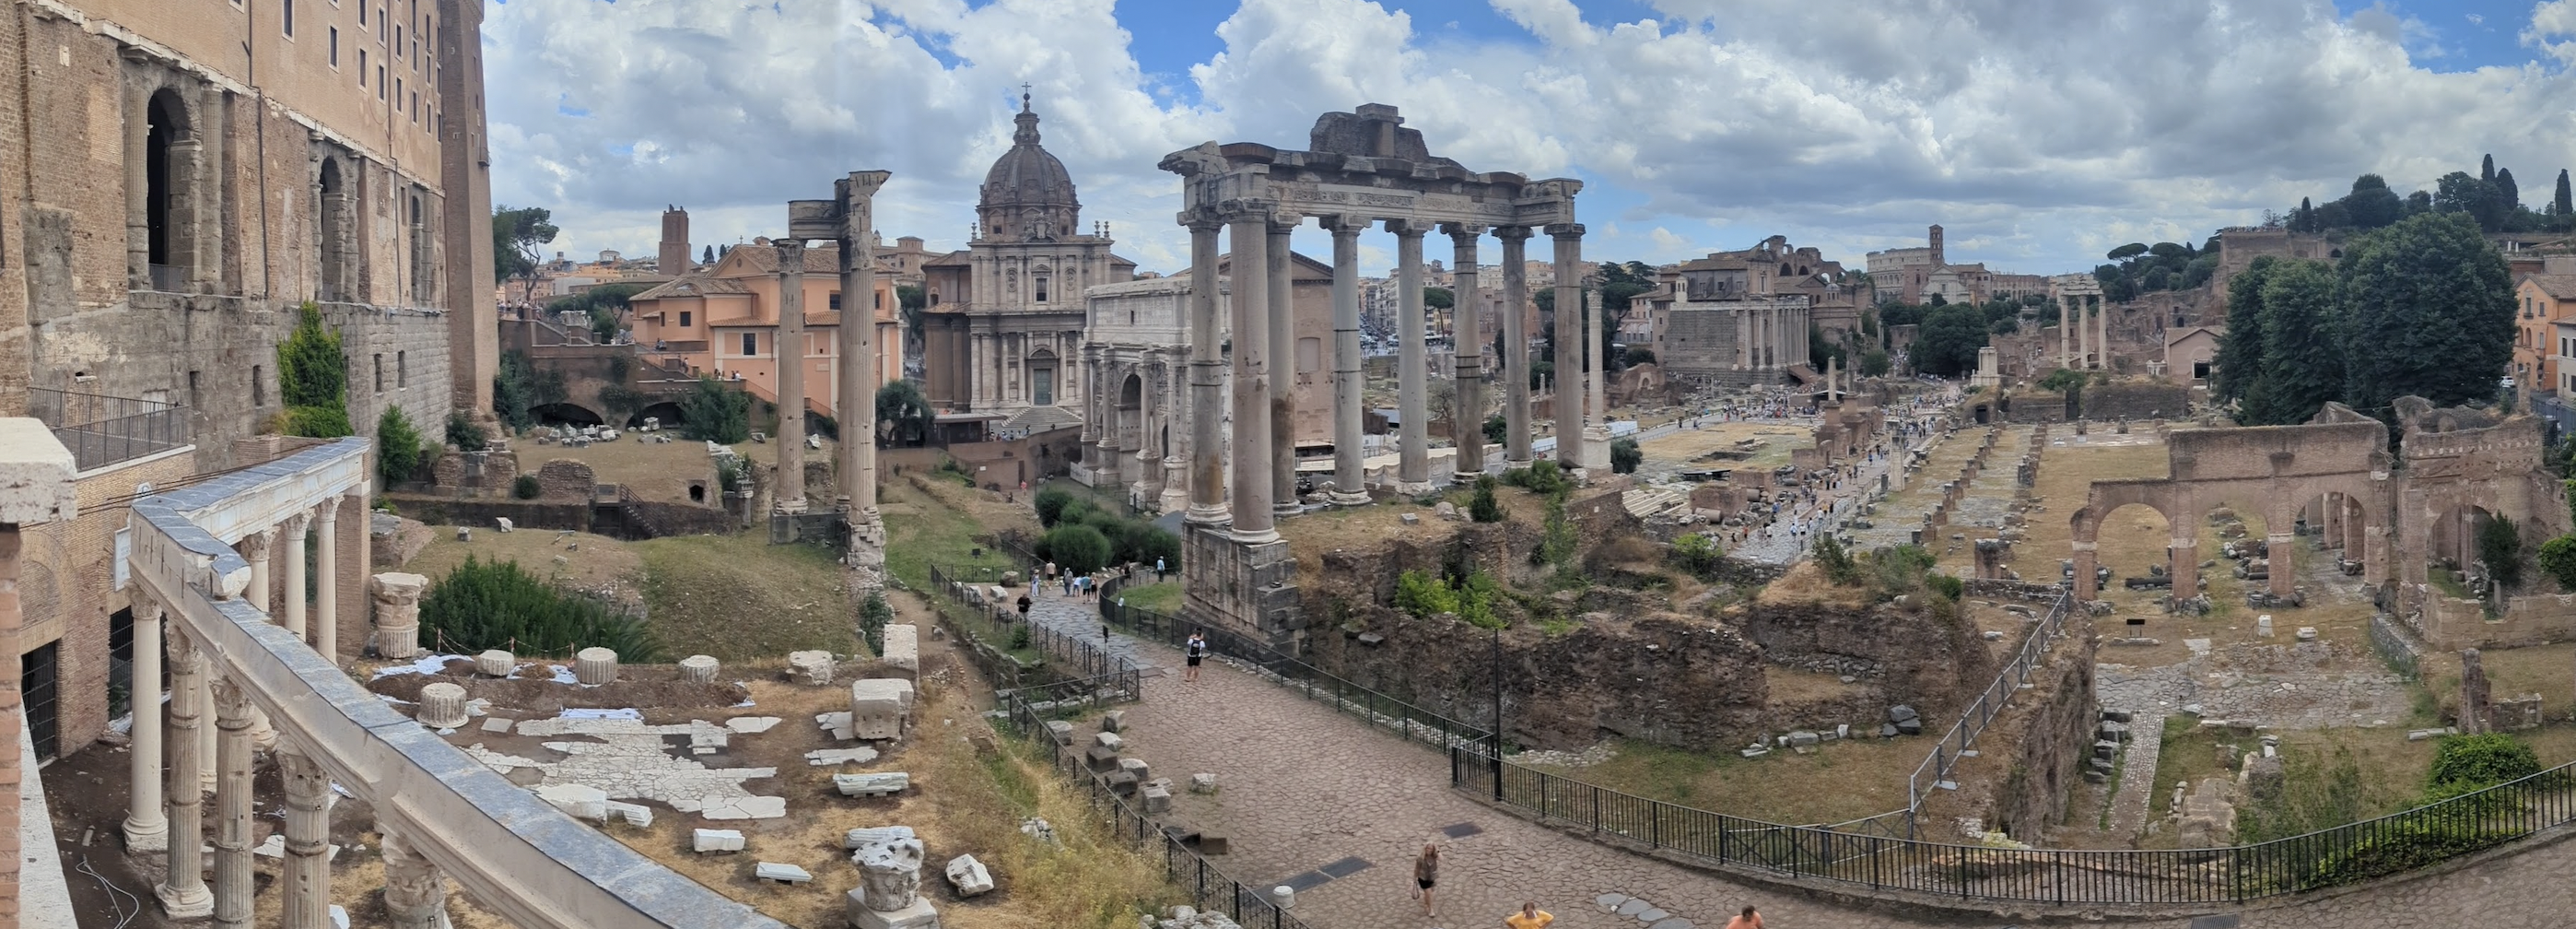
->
xmin=1327 ymin=491 xmax=1372 ymax=507
xmin=773 ymin=497 xmax=809 ymax=515
xmin=1271 ymin=501 xmax=1302 ymax=520
xmin=1503 ymin=457 xmax=1532 ymax=473
xmin=1158 ymin=488 xmax=1190 ymax=515
xmin=1394 ymin=480 xmax=1434 ymax=496
xmin=158 ymin=884 xmax=214 ymax=919
xmin=1185 ymin=505 xmax=1230 ymax=526
xmin=1229 ymin=526 xmax=1281 ymax=545
xmin=123 ymin=817 xmax=169 ymax=853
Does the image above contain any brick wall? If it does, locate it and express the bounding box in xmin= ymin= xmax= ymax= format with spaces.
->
xmin=533 ymin=459 xmax=598 ymax=500
xmin=20 ymin=448 xmax=197 ymax=759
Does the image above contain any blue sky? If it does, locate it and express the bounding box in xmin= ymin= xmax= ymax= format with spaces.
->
xmin=485 ymin=0 xmax=2576 ymax=279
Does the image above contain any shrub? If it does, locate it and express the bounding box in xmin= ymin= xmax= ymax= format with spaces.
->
xmin=1035 ymin=487 xmax=1078 ymax=527
xmin=1042 ymin=523 xmax=1114 ymax=575
xmin=2300 ymin=818 xmax=2525 ymax=891
xmin=1671 ymin=533 xmax=1720 ymax=576
xmin=2477 ymin=515 xmax=2524 ymax=590
xmin=858 ymin=592 xmax=894 ymax=656
xmin=1469 ymin=476 xmax=1505 ymax=523
xmin=1813 ymin=535 xmax=1858 ymax=583
xmin=2428 ymin=733 xmax=2541 ymax=793
xmin=512 ymin=475 xmax=543 ymax=500
xmin=419 ymin=555 xmax=661 ymax=660
xmin=1483 ymin=413 xmax=1507 ymax=444
xmin=680 ymin=375 xmax=753 ymax=443
xmin=445 ymin=411 xmax=488 ymax=451
xmin=2538 ymin=535 xmax=2576 ymax=592
xmin=1502 ymin=460 xmax=1573 ymax=499
xmin=1010 ymin=622 xmax=1032 ymax=652
xmin=1394 ymin=570 xmax=1458 ymax=618
xmin=276 ymin=303 xmax=354 ymax=438
xmin=1536 ymin=497 xmax=1577 ymax=566
xmin=1925 ymin=572 xmax=1964 ymax=601
xmin=1610 ymin=438 xmax=1641 ymax=475
xmin=1621 ymin=347 xmax=1655 ymax=366
xmin=375 ymin=406 xmax=424 ymax=487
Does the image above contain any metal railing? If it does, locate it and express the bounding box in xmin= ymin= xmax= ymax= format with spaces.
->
xmin=1000 ymin=676 xmax=1308 ymax=929
xmin=1903 ymin=590 xmax=2073 ymax=819
xmin=29 ymin=386 xmax=191 ymax=472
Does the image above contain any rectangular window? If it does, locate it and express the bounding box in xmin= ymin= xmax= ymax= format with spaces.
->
xmin=678 ymin=311 xmax=692 ymax=328
xmin=378 ymin=65 xmax=386 ymax=99
xmin=828 ymin=292 xmax=842 ymax=311
xmin=410 ymin=91 xmax=418 ymax=123
xmin=329 ymin=27 xmax=339 ymax=66
xmin=373 ymin=354 xmax=385 ymax=393
xmin=359 ymin=50 xmax=368 ymax=84
xmin=396 ymin=77 xmax=404 ymax=108
xmin=742 ymin=333 xmax=758 ymax=357
xmin=283 ymin=0 xmax=295 ymax=37
xmin=357 ymin=1 xmax=365 ymax=26
xmin=395 ymin=23 xmax=403 ymax=51
xmin=1035 ymin=276 xmax=1048 ymax=302
xmin=379 ymin=8 xmax=388 ymax=41
xmin=397 ymin=350 xmax=407 ymax=387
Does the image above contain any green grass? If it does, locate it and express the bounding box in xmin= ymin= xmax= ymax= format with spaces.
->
xmin=883 ymin=480 xmax=1019 ymax=591
xmin=1515 ymin=737 xmax=1914 ymax=825
xmin=2429 ymin=568 xmax=2473 ymax=601
xmin=635 ymin=534 xmax=857 ymax=661
xmin=1117 ymin=581 xmax=1182 ymax=613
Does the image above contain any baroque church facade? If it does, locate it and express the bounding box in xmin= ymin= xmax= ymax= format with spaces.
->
xmin=919 ymin=96 xmax=1136 ymax=435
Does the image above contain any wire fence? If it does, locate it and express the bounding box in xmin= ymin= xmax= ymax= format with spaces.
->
xmin=30 ymin=386 xmax=190 ymax=472
xmin=999 ymin=676 xmax=1311 ymax=929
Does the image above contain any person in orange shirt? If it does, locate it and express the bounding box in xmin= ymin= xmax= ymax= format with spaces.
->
xmin=1504 ymin=900 xmax=1552 ymax=929
xmin=1725 ymin=904 xmax=1764 ymax=929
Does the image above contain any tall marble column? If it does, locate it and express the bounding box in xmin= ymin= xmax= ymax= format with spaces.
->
xmin=1267 ymin=215 xmax=1299 ymax=517
xmin=278 ymin=745 xmax=334 ymax=929
xmin=240 ymin=528 xmax=273 ymax=613
xmin=774 ymin=239 xmax=809 ymax=512
xmin=835 ymin=171 xmax=891 ymax=572
xmin=380 ymin=829 xmax=451 ymax=929
xmin=1498 ymin=228 xmax=1534 ymax=467
xmin=1586 ymin=289 xmax=1607 ymax=424
xmin=2058 ymin=295 xmax=2073 ymax=369
xmin=1391 ymin=219 xmax=1432 ymax=492
xmin=313 ymin=496 xmax=339 ymax=663
xmin=1184 ymin=218 xmax=1228 ymax=525
xmin=1737 ymin=306 xmax=1752 ymax=370
xmin=210 ymin=676 xmax=254 ymax=929
xmin=281 ymin=512 xmax=310 ymax=641
xmin=1547 ymin=223 xmax=1586 ymax=470
xmin=2095 ymin=296 xmax=2110 ymax=369
xmin=156 ymin=628 xmax=212 ymax=919
xmin=1444 ymin=224 xmax=1486 ymax=478
xmin=1329 ymin=218 xmax=1370 ymax=505
xmin=124 ymin=594 xmax=168 ymax=852
xmin=1226 ymin=210 xmax=1279 ymax=541
xmin=2076 ymin=297 xmax=2090 ymax=370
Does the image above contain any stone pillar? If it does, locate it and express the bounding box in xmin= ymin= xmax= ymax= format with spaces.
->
xmin=575 ymin=646 xmax=619 ymax=685
xmin=380 ymin=829 xmax=451 ymax=929
xmin=1445 ymin=224 xmax=1485 ymax=478
xmin=2459 ymin=649 xmax=2491 ymax=735
xmin=281 ymin=512 xmax=310 ymax=641
xmin=1547 ymin=223 xmax=1587 ymax=471
xmin=2170 ymin=536 xmax=2198 ymax=604
xmin=278 ymin=746 xmax=334 ymax=929
xmin=1185 ymin=218 xmax=1228 ymax=525
xmin=1498 ymin=227 xmax=1534 ymax=467
xmin=837 ymin=171 xmax=893 ymax=572
xmin=125 ymin=80 xmax=151 ymax=288
xmin=314 ymin=497 xmax=340 ymax=663
xmin=2267 ymin=532 xmax=2296 ymax=598
xmin=2058 ymin=296 xmax=2072 ymax=368
xmin=2096 ymin=296 xmax=2111 ymax=369
xmin=1586 ymin=289 xmax=1607 ymax=423
xmin=1329 ymin=218 xmax=1370 ymax=505
xmin=775 ymin=239 xmax=809 ymax=513
xmin=157 ymin=628 xmax=213 ymax=918
xmin=1389 ymin=219 xmax=1432 ymax=493
xmin=1737 ymin=306 xmax=1753 ymax=371
xmin=211 ymin=677 xmax=254 ymax=929
xmin=123 ymin=594 xmax=169 ymax=852
xmin=2345 ymin=501 xmax=2368 ymax=558
xmin=240 ymin=528 xmax=274 ymax=613
xmin=2364 ymin=524 xmax=2391 ymax=585
xmin=1267 ymin=216 xmax=1299 ymax=517
xmin=1227 ymin=210 xmax=1279 ymax=541
xmin=371 ymin=572 xmax=428 ymax=660
xmin=2073 ymin=541 xmax=2099 ymax=601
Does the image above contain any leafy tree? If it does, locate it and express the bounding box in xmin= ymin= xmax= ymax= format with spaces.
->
xmin=2478 ymin=514 xmax=2524 ymax=591
xmin=679 ymin=375 xmax=753 ymax=443
xmin=376 ymin=406 xmax=425 ymax=486
xmin=2106 ymin=242 xmax=2149 ymax=261
xmin=2038 ymin=368 xmax=2088 ymax=413
xmin=2242 ymin=260 xmax=2343 ymax=425
xmin=2535 ymin=535 xmax=2576 ymax=592
xmin=1859 ymin=349 xmax=1891 ymax=377
xmin=2338 ymin=213 xmax=2515 ymax=415
xmin=2212 ymin=257 xmax=2278 ymax=406
xmin=1670 ymin=533 xmax=1720 ymax=576
xmin=420 ymin=555 xmax=660 ymax=661
xmin=875 ymin=380 xmax=934 ymax=447
xmin=445 ymin=411 xmax=488 ymax=451
xmin=1812 ymin=534 xmax=1858 ymax=583
xmin=1621 ymin=347 xmax=1655 ymax=366
xmin=2434 ymin=171 xmax=2503 ymax=231
xmin=1035 ymin=487 xmax=1077 ymax=527
xmin=1911 ymin=304 xmax=1988 ymax=377
xmin=1423 ymin=287 xmax=1454 ymax=311
xmin=492 ymin=205 xmax=559 ymax=291
xmin=1483 ymin=412 xmax=1506 ymax=444
xmin=1469 ymin=476 xmax=1505 ymax=523
xmin=1610 ymin=438 xmax=1641 ymax=475
xmin=2289 ymin=196 xmax=2317 ymax=232
xmin=2339 ymin=174 xmax=2404 ymax=229
xmin=1875 ymin=300 xmax=1925 ymax=329
xmin=276 ymin=303 xmax=353 ymax=437
xmin=1041 ymin=523 xmax=1113 ymax=575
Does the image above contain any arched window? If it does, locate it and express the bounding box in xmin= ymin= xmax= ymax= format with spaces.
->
xmin=318 ymin=158 xmax=355 ymax=300
xmin=143 ymin=88 xmax=199 ymax=291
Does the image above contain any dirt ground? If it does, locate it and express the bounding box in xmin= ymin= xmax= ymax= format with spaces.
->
xmin=522 ymin=432 xmax=802 ymax=504
xmin=1633 ymin=420 xmax=1811 ymax=474
xmin=398 ymin=527 xmax=645 ymax=605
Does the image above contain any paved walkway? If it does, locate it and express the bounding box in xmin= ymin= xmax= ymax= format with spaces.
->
xmin=1015 ymin=592 xmax=2576 ymax=928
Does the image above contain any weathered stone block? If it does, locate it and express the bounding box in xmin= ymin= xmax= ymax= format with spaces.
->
xmin=944 ymin=854 xmax=994 ymax=898
xmin=1101 ymin=710 xmax=1126 ymax=733
xmin=1094 ymin=731 xmax=1125 ymax=751
xmin=835 ymin=772 xmax=912 ymax=797
xmin=535 ymin=783 xmax=609 ymax=821
xmin=693 ymin=829 xmax=745 ymax=853
xmin=1188 ymin=773 xmax=1218 ymax=794
xmin=846 ymin=894 xmax=941 ymax=929
xmin=574 ymin=646 xmax=619 ymax=685
xmin=1044 ymin=721 xmax=1074 ymax=746
xmin=845 ymin=826 xmax=918 ymax=850
xmin=851 ymin=678 xmax=917 ymax=740
xmin=755 ymin=862 xmax=814 ymax=885
xmin=790 ymin=650 xmax=837 ymax=685
xmin=884 ymin=625 xmax=920 ymax=678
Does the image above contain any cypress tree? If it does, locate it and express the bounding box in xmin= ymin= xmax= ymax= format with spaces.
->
xmin=2554 ymin=169 xmax=2572 ymax=218
xmin=2212 ymin=257 xmax=2277 ymax=407
xmin=2482 ymin=153 xmax=2496 ymax=183
xmin=2497 ymin=167 xmax=2521 ymax=217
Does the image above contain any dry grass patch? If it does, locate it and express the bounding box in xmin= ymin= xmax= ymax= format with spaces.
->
xmin=636 ymin=533 xmax=861 ymax=661
xmin=400 ymin=528 xmax=645 ymax=605
xmin=1516 ymin=736 xmax=1919 ymax=826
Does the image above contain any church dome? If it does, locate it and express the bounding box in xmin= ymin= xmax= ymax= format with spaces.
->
xmin=978 ymin=93 xmax=1080 ymax=241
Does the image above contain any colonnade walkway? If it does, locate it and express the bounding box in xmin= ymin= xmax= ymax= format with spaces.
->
xmin=1020 ymin=588 xmax=2576 ymax=929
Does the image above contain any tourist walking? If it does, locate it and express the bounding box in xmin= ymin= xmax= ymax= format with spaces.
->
xmin=1154 ymin=556 xmax=1167 ymax=580
xmin=1411 ymin=844 xmax=1440 ymax=918
xmin=1184 ymin=632 xmax=1207 ymax=682
xmin=1724 ymin=905 xmax=1763 ymax=929
xmin=1505 ymin=901 xmax=1553 ymax=929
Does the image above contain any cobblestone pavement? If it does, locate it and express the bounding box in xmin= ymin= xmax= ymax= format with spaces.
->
xmin=1025 ymin=584 xmax=1160 ymax=671
xmin=1099 ymin=635 xmax=2576 ymax=928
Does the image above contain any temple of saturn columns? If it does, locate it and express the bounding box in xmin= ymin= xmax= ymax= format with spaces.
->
xmin=97 ymin=435 xmax=787 ymax=928
xmin=1157 ymin=104 xmax=1585 ymax=643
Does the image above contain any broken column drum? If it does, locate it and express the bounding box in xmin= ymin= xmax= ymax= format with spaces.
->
xmin=679 ymin=654 xmax=720 ymax=684
xmin=575 ymin=647 xmax=620 ymax=685
xmin=369 ymin=572 xmax=429 ymax=660
xmin=475 ymin=650 xmax=515 ymax=677
xmin=416 ymin=682 xmax=470 ymax=729
xmin=855 ymin=836 xmax=927 ymax=910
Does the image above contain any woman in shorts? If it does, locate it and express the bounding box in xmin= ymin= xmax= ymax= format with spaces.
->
xmin=1185 ymin=632 xmax=1207 ymax=682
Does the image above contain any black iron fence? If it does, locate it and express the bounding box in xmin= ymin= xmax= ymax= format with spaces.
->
xmin=30 ymin=386 xmax=190 ymax=472
xmin=997 ymin=676 xmax=1307 ymax=929
xmin=1903 ymin=590 xmax=2073 ymax=820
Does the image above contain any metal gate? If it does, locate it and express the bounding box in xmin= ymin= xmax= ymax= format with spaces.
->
xmin=23 ymin=640 xmax=58 ymax=763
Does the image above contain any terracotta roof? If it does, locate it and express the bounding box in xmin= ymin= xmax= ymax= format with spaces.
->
xmin=705 ymin=315 xmax=763 ymax=328
xmin=2527 ymin=275 xmax=2576 ymax=300
xmin=921 ymin=250 xmax=973 ymax=268
xmin=725 ymin=242 xmax=846 ymax=276
xmin=706 ymin=312 xmax=852 ymax=328
xmin=632 ymin=275 xmax=752 ymax=300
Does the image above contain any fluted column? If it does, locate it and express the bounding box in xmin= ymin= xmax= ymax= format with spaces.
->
xmin=2095 ymin=295 xmax=2110 ymax=369
xmin=211 ymin=676 xmax=254 ymax=929
xmin=1184 ymin=217 xmax=1228 ymax=525
xmin=1498 ymin=227 xmax=1533 ymax=467
xmin=1391 ymin=219 xmax=1432 ymax=492
xmin=2076 ymin=296 xmax=2090 ymax=370
xmin=235 ymin=527 xmax=276 ymax=748
xmin=2058 ymin=295 xmax=2072 ymax=369
xmin=1586 ymin=289 xmax=1607 ymax=424
xmin=281 ymin=512 xmax=310 ymax=641
xmin=1226 ymin=210 xmax=1279 ymax=541
xmin=380 ymin=828 xmax=451 ymax=929
xmin=775 ymin=239 xmax=809 ymax=512
xmin=1267 ymin=216 xmax=1299 ymax=517
xmin=1329 ymin=217 xmax=1369 ymax=505
xmin=837 ymin=172 xmax=891 ymax=570
xmin=123 ymin=594 xmax=168 ymax=852
xmin=314 ymin=497 xmax=339 ymax=663
xmin=1445 ymin=224 xmax=1486 ymax=477
xmin=1547 ymin=223 xmax=1586 ymax=470
xmin=279 ymin=745 xmax=334 ymax=929
xmin=155 ymin=628 xmax=212 ymax=919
